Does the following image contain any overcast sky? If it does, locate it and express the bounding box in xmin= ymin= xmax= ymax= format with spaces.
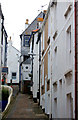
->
xmin=0 ymin=0 xmax=50 ymax=51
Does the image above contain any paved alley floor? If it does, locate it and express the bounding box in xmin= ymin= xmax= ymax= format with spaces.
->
xmin=5 ymin=93 xmax=49 ymax=119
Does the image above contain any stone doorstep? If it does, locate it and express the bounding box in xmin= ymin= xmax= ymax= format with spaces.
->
xmin=35 ymin=114 xmax=46 ymax=117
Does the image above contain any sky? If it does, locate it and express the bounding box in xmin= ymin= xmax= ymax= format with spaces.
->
xmin=0 ymin=0 xmax=50 ymax=51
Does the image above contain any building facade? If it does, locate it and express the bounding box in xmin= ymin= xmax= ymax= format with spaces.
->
xmin=20 ymin=12 xmax=45 ymax=94
xmin=40 ymin=13 xmax=51 ymax=116
xmin=40 ymin=0 xmax=76 ymax=119
xmin=51 ymin=1 xmax=75 ymax=118
xmin=29 ymin=12 xmax=47 ymax=102
xmin=7 ymin=37 xmax=20 ymax=84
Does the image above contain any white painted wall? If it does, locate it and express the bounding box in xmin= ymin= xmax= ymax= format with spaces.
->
xmin=50 ymin=1 xmax=75 ymax=119
xmin=33 ymin=32 xmax=39 ymax=98
xmin=22 ymin=64 xmax=31 ymax=81
xmin=7 ymin=39 xmax=20 ymax=83
xmin=40 ymin=1 xmax=75 ymax=119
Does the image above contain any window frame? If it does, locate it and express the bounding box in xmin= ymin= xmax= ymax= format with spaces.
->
xmin=12 ymin=72 xmax=17 ymax=79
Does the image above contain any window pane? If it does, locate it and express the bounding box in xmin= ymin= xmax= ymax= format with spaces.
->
xmin=12 ymin=72 xmax=16 ymax=79
xmin=26 ymin=66 xmax=28 ymax=69
xmin=23 ymin=36 xmax=30 ymax=46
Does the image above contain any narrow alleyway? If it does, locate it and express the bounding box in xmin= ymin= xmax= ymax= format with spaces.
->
xmin=5 ymin=93 xmax=49 ymax=119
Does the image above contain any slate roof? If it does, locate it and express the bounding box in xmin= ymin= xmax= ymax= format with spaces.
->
xmin=23 ymin=57 xmax=31 ymax=64
xmin=20 ymin=11 xmax=43 ymax=36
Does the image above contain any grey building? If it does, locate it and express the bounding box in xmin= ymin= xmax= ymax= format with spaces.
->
xmin=20 ymin=11 xmax=45 ymax=93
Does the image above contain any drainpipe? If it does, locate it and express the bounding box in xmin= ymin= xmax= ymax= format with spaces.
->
xmin=31 ymin=33 xmax=34 ymax=86
xmin=74 ymin=0 xmax=77 ymax=119
xmin=39 ymin=33 xmax=41 ymax=105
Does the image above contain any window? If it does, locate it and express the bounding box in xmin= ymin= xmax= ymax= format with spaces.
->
xmin=41 ymin=85 xmax=44 ymax=95
xmin=47 ymin=80 xmax=50 ymax=91
xmin=54 ymin=46 xmax=57 ymax=53
xmin=66 ymin=25 xmax=71 ymax=53
xmin=26 ymin=66 xmax=28 ymax=69
xmin=53 ymin=81 xmax=57 ymax=92
xmin=54 ymin=97 xmax=57 ymax=117
xmin=12 ymin=72 xmax=16 ymax=79
xmin=64 ymin=4 xmax=72 ymax=18
xmin=59 ymin=79 xmax=62 ymax=85
xmin=23 ymin=35 xmax=30 ymax=47
xmin=37 ymin=22 xmax=39 ymax=29
xmin=53 ymin=31 xmax=57 ymax=40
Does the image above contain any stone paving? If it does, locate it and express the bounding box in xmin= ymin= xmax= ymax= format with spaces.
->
xmin=5 ymin=93 xmax=49 ymax=119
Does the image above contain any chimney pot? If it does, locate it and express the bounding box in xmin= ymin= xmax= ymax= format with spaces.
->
xmin=25 ymin=19 xmax=29 ymax=24
xmin=43 ymin=10 xmax=47 ymax=14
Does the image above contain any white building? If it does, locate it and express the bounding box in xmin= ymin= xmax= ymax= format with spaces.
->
xmin=7 ymin=37 xmax=21 ymax=84
xmin=29 ymin=12 xmax=46 ymax=102
xmin=30 ymin=30 xmax=40 ymax=102
xmin=40 ymin=0 xmax=76 ymax=119
xmin=50 ymin=1 xmax=75 ymax=118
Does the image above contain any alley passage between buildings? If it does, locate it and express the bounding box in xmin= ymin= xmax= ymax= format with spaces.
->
xmin=5 ymin=93 xmax=49 ymax=119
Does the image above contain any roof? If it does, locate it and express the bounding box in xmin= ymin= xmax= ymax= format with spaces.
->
xmin=23 ymin=57 xmax=31 ymax=64
xmin=12 ymin=45 xmax=21 ymax=53
xmin=20 ymin=11 xmax=43 ymax=36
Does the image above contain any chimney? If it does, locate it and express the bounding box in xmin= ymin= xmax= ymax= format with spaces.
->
xmin=25 ymin=19 xmax=29 ymax=29
xmin=8 ymin=36 xmax=12 ymax=46
xmin=43 ymin=10 xmax=47 ymax=14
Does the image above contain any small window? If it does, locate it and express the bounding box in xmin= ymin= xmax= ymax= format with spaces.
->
xmin=23 ymin=35 xmax=30 ymax=47
xmin=47 ymin=80 xmax=50 ymax=91
xmin=59 ymin=79 xmax=62 ymax=85
xmin=12 ymin=72 xmax=16 ymax=79
xmin=54 ymin=46 xmax=57 ymax=53
xmin=53 ymin=82 xmax=57 ymax=92
xmin=37 ymin=22 xmax=39 ymax=29
xmin=53 ymin=31 xmax=57 ymax=40
xmin=66 ymin=25 xmax=71 ymax=53
xmin=26 ymin=66 xmax=28 ymax=69
xmin=64 ymin=4 xmax=72 ymax=18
